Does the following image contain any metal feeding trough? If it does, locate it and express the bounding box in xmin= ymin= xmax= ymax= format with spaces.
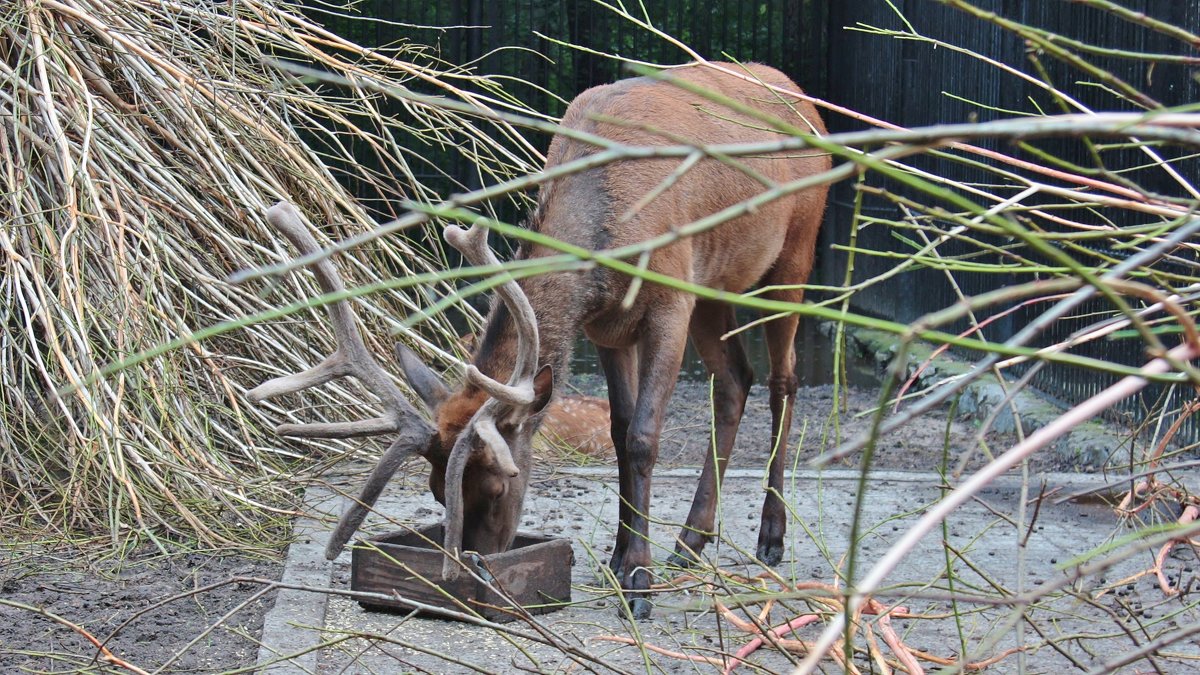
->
xmin=350 ymin=524 xmax=574 ymax=623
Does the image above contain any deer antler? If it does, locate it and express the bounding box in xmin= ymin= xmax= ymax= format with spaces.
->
xmin=443 ymin=223 xmax=541 ymax=405
xmin=247 ymin=201 xmax=435 ymax=560
xmin=441 ymin=222 xmax=540 ymax=480
xmin=440 ymin=221 xmax=542 ymax=579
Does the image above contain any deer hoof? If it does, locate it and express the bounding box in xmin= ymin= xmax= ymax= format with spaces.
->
xmin=756 ymin=541 xmax=784 ymax=567
xmin=666 ymin=548 xmax=700 ymax=570
xmin=623 ymin=595 xmax=653 ymax=621
xmin=606 ymin=551 xmax=625 ymax=577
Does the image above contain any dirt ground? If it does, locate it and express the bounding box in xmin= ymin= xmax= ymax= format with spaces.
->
xmin=0 ymin=545 xmax=278 ymax=671
xmin=0 ymin=376 xmax=1090 ymax=672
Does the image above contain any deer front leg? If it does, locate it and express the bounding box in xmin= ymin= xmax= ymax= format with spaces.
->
xmin=598 ymin=345 xmax=637 ymax=577
xmin=615 ymin=301 xmax=691 ymax=620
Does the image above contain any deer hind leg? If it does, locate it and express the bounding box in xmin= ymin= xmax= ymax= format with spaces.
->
xmin=669 ymin=301 xmax=753 ymax=568
xmin=617 ymin=296 xmax=692 ymax=619
xmin=757 ymin=290 xmax=803 ymax=566
xmin=597 ymin=345 xmax=637 ymax=578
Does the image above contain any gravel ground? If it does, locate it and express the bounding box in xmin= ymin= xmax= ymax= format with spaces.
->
xmin=565 ymin=372 xmax=1071 ymax=475
xmin=0 ymin=368 xmax=1092 ymax=672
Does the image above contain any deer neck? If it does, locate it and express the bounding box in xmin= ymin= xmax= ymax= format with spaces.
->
xmin=433 ymin=271 xmax=585 ymax=449
xmin=471 ymin=271 xmax=585 ymax=385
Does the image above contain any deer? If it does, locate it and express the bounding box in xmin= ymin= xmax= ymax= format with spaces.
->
xmin=249 ymin=62 xmax=830 ymax=620
xmin=538 ymin=394 xmax=613 ymax=458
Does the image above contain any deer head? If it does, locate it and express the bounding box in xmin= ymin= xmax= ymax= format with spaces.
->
xmin=249 ymin=202 xmax=550 ymax=579
xmin=395 ymin=222 xmax=554 ymax=571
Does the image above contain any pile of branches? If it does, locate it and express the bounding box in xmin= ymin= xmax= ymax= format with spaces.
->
xmin=0 ymin=0 xmax=539 ymax=547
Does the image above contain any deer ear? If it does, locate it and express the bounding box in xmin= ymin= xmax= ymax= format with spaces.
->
xmin=395 ymin=342 xmax=449 ymax=411
xmin=530 ymin=364 xmax=554 ymax=414
xmin=457 ymin=332 xmax=477 ymax=355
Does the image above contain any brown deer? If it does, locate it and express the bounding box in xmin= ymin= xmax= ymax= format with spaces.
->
xmin=250 ymin=62 xmax=829 ymax=619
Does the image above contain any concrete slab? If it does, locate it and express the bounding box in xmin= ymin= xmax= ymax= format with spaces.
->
xmin=256 ymin=486 xmax=337 ymax=674
xmin=258 ymin=467 xmax=1200 ymax=673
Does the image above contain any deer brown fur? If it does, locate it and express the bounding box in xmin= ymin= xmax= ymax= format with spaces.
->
xmin=398 ymin=62 xmax=830 ymax=618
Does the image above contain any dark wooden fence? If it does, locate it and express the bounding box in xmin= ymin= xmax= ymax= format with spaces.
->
xmin=322 ymin=0 xmax=1200 ymax=438
xmin=823 ymin=1 xmax=1200 ymax=438
xmin=323 ymin=1 xmax=827 ymax=198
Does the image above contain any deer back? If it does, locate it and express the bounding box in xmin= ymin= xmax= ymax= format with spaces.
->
xmin=527 ymin=62 xmax=830 ymax=323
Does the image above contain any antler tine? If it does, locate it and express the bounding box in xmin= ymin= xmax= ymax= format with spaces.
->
xmin=248 ymin=202 xmax=427 ymax=440
xmin=440 ymin=426 xmax=474 ymax=579
xmin=441 ymin=221 xmax=537 ymax=485
xmin=443 ymin=223 xmax=540 ymax=405
xmin=324 ymin=432 xmax=423 ymax=560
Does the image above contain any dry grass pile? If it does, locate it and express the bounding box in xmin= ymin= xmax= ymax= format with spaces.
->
xmin=0 ymin=0 xmax=539 ymax=547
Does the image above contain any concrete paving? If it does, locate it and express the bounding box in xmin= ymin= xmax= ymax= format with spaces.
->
xmin=257 ymin=466 xmax=1200 ymax=673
